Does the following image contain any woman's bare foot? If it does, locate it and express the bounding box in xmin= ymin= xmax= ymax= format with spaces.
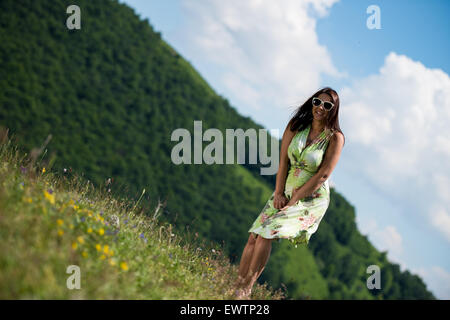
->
xmin=234 ymin=288 xmax=251 ymax=300
xmin=233 ymin=275 xmax=245 ymax=288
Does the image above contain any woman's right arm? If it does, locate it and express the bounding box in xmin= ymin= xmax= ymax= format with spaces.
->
xmin=273 ymin=119 xmax=296 ymax=208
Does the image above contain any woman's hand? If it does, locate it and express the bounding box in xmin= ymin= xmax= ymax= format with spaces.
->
xmin=273 ymin=192 xmax=288 ymax=209
xmin=280 ymin=197 xmax=298 ymax=211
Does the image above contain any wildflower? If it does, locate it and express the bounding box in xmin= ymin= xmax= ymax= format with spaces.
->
xmin=57 ymin=229 xmax=64 ymax=237
xmin=64 ymin=168 xmax=67 ymax=173
xmin=77 ymin=236 xmax=84 ymax=244
xmin=80 ymin=217 xmax=85 ymax=222
xmin=95 ymin=244 xmax=102 ymax=251
xmin=72 ymin=242 xmax=77 ymax=250
xmin=110 ymin=215 xmax=120 ymax=228
xmin=57 ymin=219 xmax=64 ymax=226
xmin=103 ymin=245 xmax=109 ymax=255
xmin=42 ymin=167 xmax=46 ymax=173
xmin=120 ymin=262 xmax=129 ymax=271
xmin=21 ymin=166 xmax=27 ymax=174
xmin=98 ymin=228 xmax=105 ymax=236
xmin=87 ymin=228 xmax=93 ymax=233
xmin=69 ymin=224 xmax=74 ymax=229
xmin=105 ymin=229 xmax=117 ymax=236
xmin=44 ymin=190 xmax=55 ymax=205
xmin=82 ymin=251 xmax=88 ymax=258
xmin=100 ymin=254 xmax=106 ymax=260
xmin=109 ymin=259 xmax=116 ymax=266
xmin=18 ymin=182 xmax=24 ymax=190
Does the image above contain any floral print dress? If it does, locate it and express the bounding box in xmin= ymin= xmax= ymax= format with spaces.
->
xmin=248 ymin=123 xmax=335 ymax=247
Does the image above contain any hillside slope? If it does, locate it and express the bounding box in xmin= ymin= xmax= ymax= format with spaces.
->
xmin=0 ymin=133 xmax=284 ymax=299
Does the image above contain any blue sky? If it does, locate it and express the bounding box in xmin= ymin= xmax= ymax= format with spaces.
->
xmin=121 ymin=0 xmax=450 ymax=299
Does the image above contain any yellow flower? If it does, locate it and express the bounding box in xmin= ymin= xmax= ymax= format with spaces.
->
xmin=120 ymin=262 xmax=129 ymax=271
xmin=103 ymin=245 xmax=109 ymax=255
xmin=109 ymin=250 xmax=114 ymax=256
xmin=95 ymin=244 xmax=102 ymax=251
xmin=25 ymin=197 xmax=33 ymax=203
xmin=77 ymin=236 xmax=84 ymax=244
xmin=87 ymin=228 xmax=93 ymax=233
xmin=57 ymin=229 xmax=64 ymax=237
xmin=100 ymin=254 xmax=106 ymax=260
xmin=68 ymin=199 xmax=75 ymax=206
xmin=44 ymin=190 xmax=55 ymax=205
xmin=42 ymin=167 xmax=46 ymax=173
xmin=69 ymin=224 xmax=74 ymax=230
xmin=72 ymin=242 xmax=78 ymax=250
xmin=98 ymin=228 xmax=104 ymax=236
xmin=57 ymin=219 xmax=64 ymax=226
xmin=82 ymin=251 xmax=88 ymax=258
xmin=109 ymin=259 xmax=116 ymax=266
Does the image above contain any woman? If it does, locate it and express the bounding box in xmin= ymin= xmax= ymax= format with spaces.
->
xmin=233 ymin=87 xmax=345 ymax=299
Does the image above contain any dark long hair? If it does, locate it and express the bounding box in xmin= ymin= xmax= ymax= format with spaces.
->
xmin=288 ymin=87 xmax=345 ymax=146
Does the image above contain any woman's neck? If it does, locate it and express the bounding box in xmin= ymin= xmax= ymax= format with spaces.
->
xmin=311 ymin=119 xmax=326 ymax=133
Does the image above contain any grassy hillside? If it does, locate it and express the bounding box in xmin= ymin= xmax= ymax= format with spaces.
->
xmin=0 ymin=132 xmax=284 ymax=299
xmin=0 ymin=0 xmax=435 ymax=299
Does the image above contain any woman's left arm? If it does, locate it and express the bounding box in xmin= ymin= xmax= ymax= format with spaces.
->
xmin=282 ymin=132 xmax=345 ymax=207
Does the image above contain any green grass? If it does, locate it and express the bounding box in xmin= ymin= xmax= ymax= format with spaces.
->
xmin=0 ymin=132 xmax=285 ymax=300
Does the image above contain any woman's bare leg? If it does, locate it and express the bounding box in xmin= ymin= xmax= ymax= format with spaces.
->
xmin=241 ymin=236 xmax=273 ymax=295
xmin=235 ymin=233 xmax=258 ymax=288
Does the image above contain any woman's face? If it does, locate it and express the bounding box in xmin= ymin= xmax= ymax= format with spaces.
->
xmin=312 ymin=92 xmax=333 ymax=123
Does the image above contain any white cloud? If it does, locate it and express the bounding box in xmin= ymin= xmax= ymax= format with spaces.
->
xmin=413 ymin=266 xmax=450 ymax=300
xmin=358 ymin=216 xmax=449 ymax=299
xmin=180 ymin=0 xmax=346 ymax=119
xmin=364 ymin=219 xmax=405 ymax=268
xmin=340 ymin=52 xmax=450 ymax=243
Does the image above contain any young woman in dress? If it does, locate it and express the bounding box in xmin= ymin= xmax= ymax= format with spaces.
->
xmin=234 ymin=87 xmax=345 ymax=299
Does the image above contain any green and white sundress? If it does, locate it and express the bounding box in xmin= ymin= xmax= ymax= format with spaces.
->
xmin=248 ymin=123 xmax=335 ymax=247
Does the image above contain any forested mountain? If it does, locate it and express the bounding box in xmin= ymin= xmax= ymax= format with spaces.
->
xmin=0 ymin=0 xmax=435 ymax=299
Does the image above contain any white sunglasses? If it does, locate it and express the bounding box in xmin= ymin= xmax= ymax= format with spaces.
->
xmin=312 ymin=97 xmax=334 ymax=111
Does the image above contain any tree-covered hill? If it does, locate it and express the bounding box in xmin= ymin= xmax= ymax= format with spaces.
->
xmin=0 ymin=0 xmax=435 ymax=299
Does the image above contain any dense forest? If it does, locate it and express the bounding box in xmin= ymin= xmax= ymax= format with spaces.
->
xmin=0 ymin=0 xmax=435 ymax=299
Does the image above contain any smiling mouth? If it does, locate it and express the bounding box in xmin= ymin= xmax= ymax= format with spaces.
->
xmin=315 ymin=111 xmax=324 ymax=116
